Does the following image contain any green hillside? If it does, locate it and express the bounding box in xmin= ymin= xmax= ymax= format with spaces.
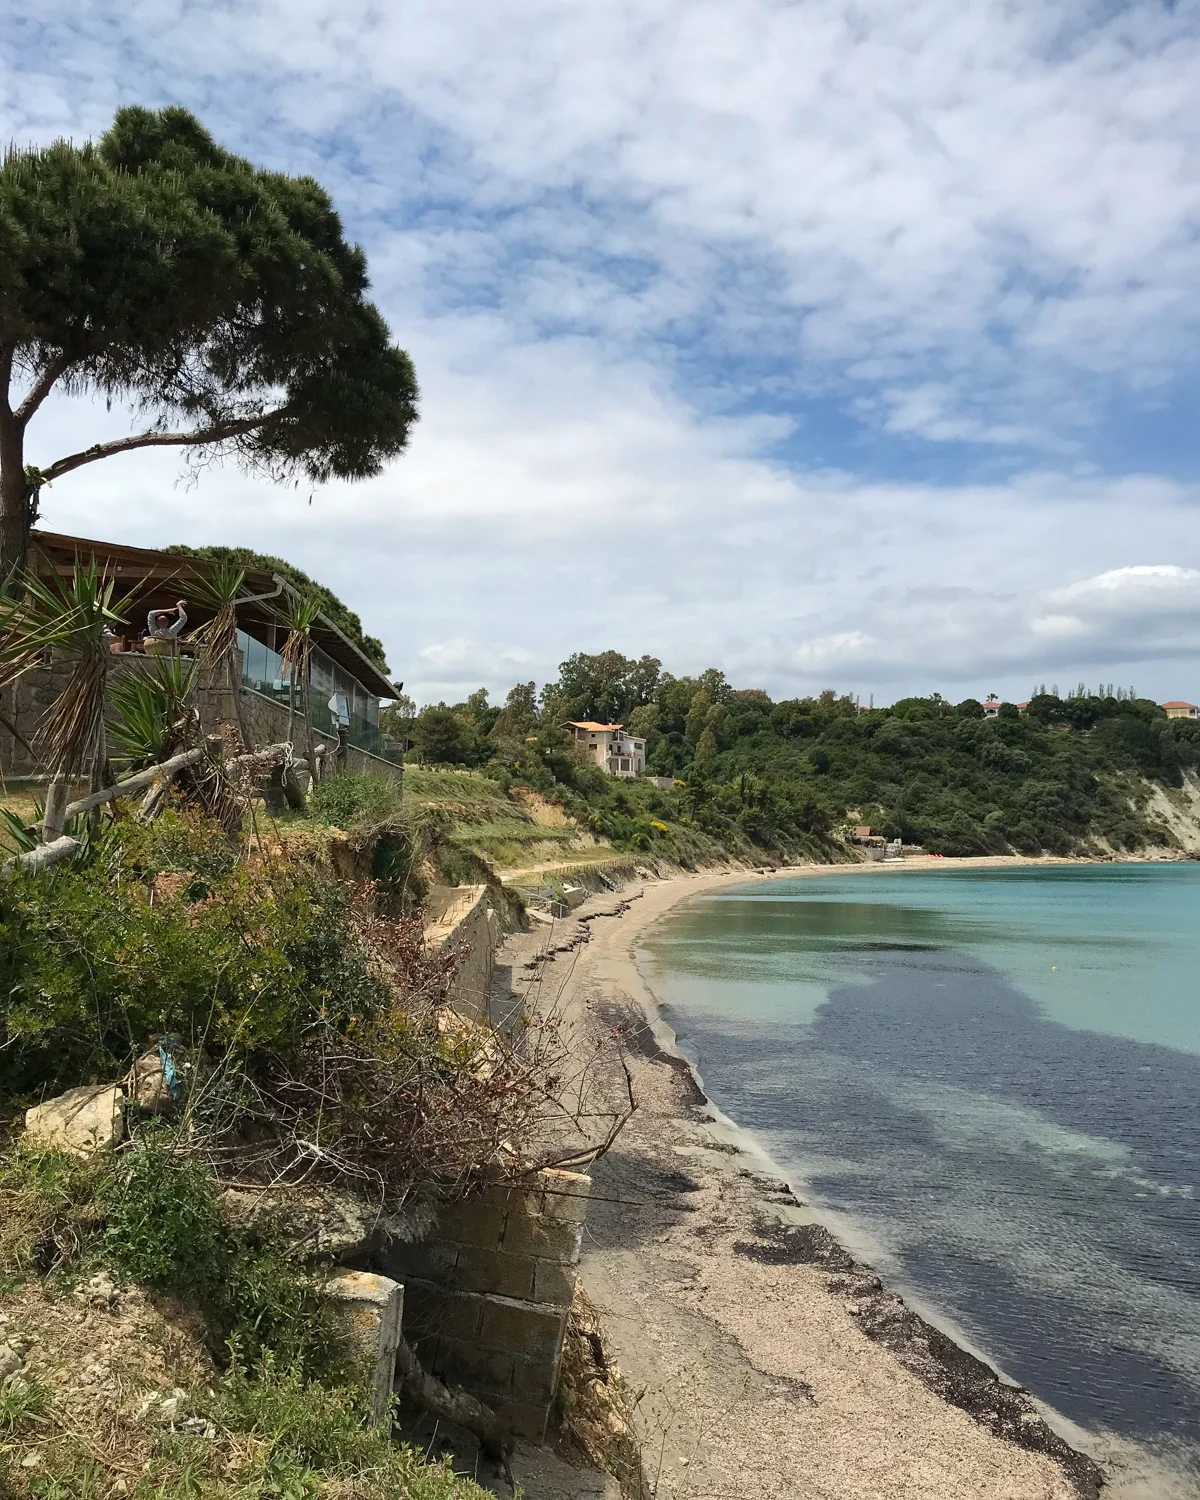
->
xmin=400 ymin=654 xmax=1200 ymax=860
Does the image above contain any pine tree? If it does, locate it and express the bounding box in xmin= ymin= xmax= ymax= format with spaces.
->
xmin=0 ymin=106 xmax=418 ymax=574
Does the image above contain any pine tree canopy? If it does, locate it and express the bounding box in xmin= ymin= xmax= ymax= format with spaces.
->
xmin=0 ymin=105 xmax=419 ymax=572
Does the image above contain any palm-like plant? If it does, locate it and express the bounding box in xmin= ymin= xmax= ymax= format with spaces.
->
xmin=280 ymin=590 xmax=323 ymax=779
xmin=190 ymin=562 xmax=253 ymax=751
xmin=0 ymin=557 xmax=141 ymax=836
xmin=107 ymin=654 xmax=200 ymax=771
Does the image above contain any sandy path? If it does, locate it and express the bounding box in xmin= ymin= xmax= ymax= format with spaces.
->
xmin=497 ymin=862 xmax=1104 ymax=1500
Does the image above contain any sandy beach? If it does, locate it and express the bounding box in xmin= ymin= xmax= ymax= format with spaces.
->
xmin=496 ymin=858 xmax=1115 ymax=1500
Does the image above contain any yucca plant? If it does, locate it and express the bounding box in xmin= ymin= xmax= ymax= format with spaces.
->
xmin=190 ymin=562 xmax=253 ymax=751
xmin=279 ymin=589 xmax=323 ymax=780
xmin=107 ymin=654 xmax=201 ymax=771
xmin=0 ymin=798 xmax=100 ymax=864
xmin=0 ymin=557 xmax=141 ymax=837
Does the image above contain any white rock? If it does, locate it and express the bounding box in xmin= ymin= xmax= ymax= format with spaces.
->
xmin=177 ymin=1416 xmax=215 ymax=1438
xmin=0 ymin=1345 xmax=25 ymax=1386
xmin=77 ymin=1272 xmax=120 ymax=1309
xmin=24 ymin=1085 xmax=124 ymax=1157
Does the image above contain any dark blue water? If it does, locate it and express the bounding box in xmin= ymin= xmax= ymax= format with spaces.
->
xmin=641 ymin=865 xmax=1200 ymax=1486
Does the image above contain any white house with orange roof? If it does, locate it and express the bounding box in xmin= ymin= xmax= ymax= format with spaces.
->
xmin=564 ymin=721 xmax=647 ymax=778
xmin=1162 ymin=701 xmax=1199 ymax=720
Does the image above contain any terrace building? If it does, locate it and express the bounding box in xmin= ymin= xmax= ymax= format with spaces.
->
xmin=0 ymin=531 xmax=401 ymax=782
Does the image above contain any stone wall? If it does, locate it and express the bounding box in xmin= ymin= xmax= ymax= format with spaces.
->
xmin=422 ymin=884 xmax=502 ymax=1023
xmin=373 ymin=1169 xmax=590 ymax=1440
xmin=0 ymin=654 xmax=399 ymax=782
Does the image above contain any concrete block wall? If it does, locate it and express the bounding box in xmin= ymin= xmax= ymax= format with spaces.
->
xmin=374 ymin=1168 xmax=590 ymax=1440
xmin=423 ymin=885 xmax=503 ymax=1022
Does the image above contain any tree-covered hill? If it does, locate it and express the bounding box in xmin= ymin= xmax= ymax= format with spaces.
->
xmin=395 ymin=652 xmax=1200 ymax=860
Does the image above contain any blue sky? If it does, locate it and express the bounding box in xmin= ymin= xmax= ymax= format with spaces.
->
xmin=3 ymin=0 xmax=1200 ymax=706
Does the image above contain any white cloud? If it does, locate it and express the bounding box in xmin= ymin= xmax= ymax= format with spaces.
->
xmin=1049 ymin=565 xmax=1200 ymax=607
xmin=3 ymin=2 xmax=1200 ymax=708
xmin=6 ymin=0 xmax=1200 ymax=443
xmin=1029 ymin=614 xmax=1088 ymax=640
xmin=792 ymin=632 xmax=876 ymax=672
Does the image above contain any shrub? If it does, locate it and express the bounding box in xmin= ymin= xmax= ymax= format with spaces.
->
xmin=0 ymin=1144 xmax=106 ymax=1276
xmin=0 ymin=816 xmax=391 ymax=1097
xmin=98 ymin=1136 xmax=331 ymax=1371
xmin=306 ymin=772 xmax=404 ymax=831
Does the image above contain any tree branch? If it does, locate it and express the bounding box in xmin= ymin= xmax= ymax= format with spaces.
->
xmin=41 ymin=414 xmax=269 ymax=483
xmin=0 ymin=834 xmax=79 ymax=881
xmin=14 ymin=355 xmax=73 ymax=426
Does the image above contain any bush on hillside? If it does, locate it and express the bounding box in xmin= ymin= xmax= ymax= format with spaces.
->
xmin=306 ymin=770 xmax=404 ymax=830
xmin=1 ymin=808 xmax=603 ymax=1204
xmin=0 ymin=814 xmax=390 ymax=1098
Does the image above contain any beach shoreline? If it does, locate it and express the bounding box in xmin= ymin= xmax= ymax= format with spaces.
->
xmin=498 ymin=857 xmax=1172 ymax=1498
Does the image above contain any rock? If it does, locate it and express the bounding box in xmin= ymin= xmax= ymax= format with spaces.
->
xmin=0 ymin=1344 xmax=25 ymax=1387
xmin=124 ymin=1041 xmax=186 ymax=1114
xmin=217 ymin=1186 xmax=385 ymax=1262
xmin=24 ymin=1085 xmax=124 ymax=1157
xmin=136 ymin=1391 xmax=180 ymax=1422
xmin=177 ymin=1416 xmax=215 ymax=1438
xmin=845 ymin=1301 xmax=861 ymax=1316
xmin=75 ymin=1273 xmax=119 ymax=1310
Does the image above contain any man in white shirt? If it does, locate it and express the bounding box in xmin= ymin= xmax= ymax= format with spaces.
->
xmin=146 ymin=599 xmax=189 ymax=641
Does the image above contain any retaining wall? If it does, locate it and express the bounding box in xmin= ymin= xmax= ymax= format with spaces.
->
xmin=422 ymin=884 xmax=502 ymax=1022
xmin=373 ymin=1168 xmax=590 ymax=1439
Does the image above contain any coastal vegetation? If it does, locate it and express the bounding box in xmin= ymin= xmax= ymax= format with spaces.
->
xmin=165 ymin=544 xmax=390 ymax=673
xmin=406 ymin=652 xmax=1200 ymax=860
xmin=0 ymin=737 xmax=604 ymax=1495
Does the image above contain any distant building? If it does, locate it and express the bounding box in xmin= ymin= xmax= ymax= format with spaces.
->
xmin=982 ymin=695 xmax=1002 ymax=718
xmin=564 ymin=721 xmax=647 ymax=778
xmin=1162 ymin=701 xmax=1200 ymax=720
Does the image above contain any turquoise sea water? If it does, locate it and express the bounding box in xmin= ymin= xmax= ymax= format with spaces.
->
xmin=641 ymin=864 xmax=1200 ymax=1483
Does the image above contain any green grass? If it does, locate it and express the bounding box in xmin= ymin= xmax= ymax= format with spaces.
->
xmin=401 ymin=767 xmax=608 ymax=872
xmin=401 ymin=766 xmax=518 ymax=821
xmin=0 ymin=1357 xmax=491 ymax=1500
xmin=0 ymin=1142 xmax=491 ymax=1500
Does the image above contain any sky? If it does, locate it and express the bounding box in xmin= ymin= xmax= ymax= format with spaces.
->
xmin=3 ymin=0 xmax=1200 ymax=708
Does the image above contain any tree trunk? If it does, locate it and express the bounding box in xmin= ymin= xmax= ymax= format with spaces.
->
xmin=1 ymin=834 xmax=79 ymax=881
xmin=42 ymin=777 xmax=70 ymax=842
xmin=227 ymin=656 xmax=253 ymax=752
xmin=0 ymin=423 xmax=31 ymax=581
xmin=301 ymin=651 xmax=318 ymax=786
xmin=393 ymin=1336 xmax=507 ymax=1459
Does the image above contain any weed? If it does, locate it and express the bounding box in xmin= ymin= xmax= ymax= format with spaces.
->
xmin=0 ymin=1147 xmax=106 ymax=1275
xmin=307 ymin=774 xmax=403 ymax=832
xmin=97 ymin=1136 xmax=332 ymax=1373
xmin=0 ymin=1378 xmax=49 ymax=1436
